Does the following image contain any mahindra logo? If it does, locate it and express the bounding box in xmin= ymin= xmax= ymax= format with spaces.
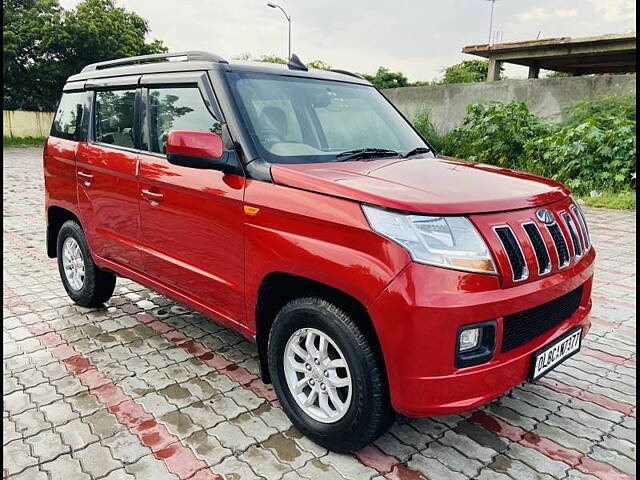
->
xmin=536 ymin=209 xmax=555 ymax=225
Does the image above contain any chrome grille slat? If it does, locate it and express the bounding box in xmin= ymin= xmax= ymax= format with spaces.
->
xmin=522 ymin=222 xmax=551 ymax=275
xmin=571 ymin=205 xmax=590 ymax=250
xmin=561 ymin=212 xmax=582 ymax=259
xmin=494 ymin=226 xmax=529 ymax=281
xmin=546 ymin=223 xmax=570 ymax=268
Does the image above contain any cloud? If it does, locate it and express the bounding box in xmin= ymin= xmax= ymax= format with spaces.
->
xmin=589 ymin=0 xmax=636 ymax=22
xmin=517 ymin=7 xmax=578 ymax=22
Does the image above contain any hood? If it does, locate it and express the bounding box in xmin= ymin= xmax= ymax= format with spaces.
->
xmin=270 ymin=156 xmax=570 ymax=215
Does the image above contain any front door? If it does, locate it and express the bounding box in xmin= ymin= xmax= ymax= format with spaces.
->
xmin=137 ymin=84 xmax=246 ymax=326
xmin=77 ymin=88 xmax=143 ymax=269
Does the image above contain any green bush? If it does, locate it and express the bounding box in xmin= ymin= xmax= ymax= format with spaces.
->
xmin=438 ymin=101 xmax=551 ymax=169
xmin=523 ymin=117 xmax=636 ymax=193
xmin=563 ymin=95 xmax=635 ymax=128
xmin=412 ymin=109 xmax=445 ymax=152
xmin=415 ymin=98 xmax=637 ymax=200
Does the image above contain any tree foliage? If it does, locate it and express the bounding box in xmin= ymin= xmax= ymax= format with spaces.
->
xmin=257 ymin=54 xmax=287 ymax=64
xmin=361 ymin=66 xmax=410 ymax=89
xmin=4 ymin=0 xmax=166 ymax=110
xmin=545 ymin=71 xmax=571 ymax=78
xmin=246 ymin=55 xmax=330 ymax=70
xmin=306 ymin=59 xmax=331 ymax=71
xmin=438 ymin=60 xmax=499 ymax=84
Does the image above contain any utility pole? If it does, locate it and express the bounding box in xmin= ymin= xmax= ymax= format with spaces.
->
xmin=488 ymin=0 xmax=497 ymax=45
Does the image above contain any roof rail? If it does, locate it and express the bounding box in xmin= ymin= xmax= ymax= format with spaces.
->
xmin=81 ymin=51 xmax=228 ymax=72
xmin=329 ymin=69 xmax=366 ymax=80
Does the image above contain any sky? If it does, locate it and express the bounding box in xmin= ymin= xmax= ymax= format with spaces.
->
xmin=59 ymin=0 xmax=636 ymax=82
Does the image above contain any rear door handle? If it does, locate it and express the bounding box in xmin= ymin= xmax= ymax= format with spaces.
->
xmin=141 ymin=188 xmax=164 ymax=203
xmin=77 ymin=170 xmax=94 ymax=186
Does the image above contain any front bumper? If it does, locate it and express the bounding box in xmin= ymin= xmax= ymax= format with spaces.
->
xmin=369 ymin=247 xmax=595 ymax=417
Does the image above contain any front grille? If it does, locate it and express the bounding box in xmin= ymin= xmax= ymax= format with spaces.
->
xmin=523 ymin=223 xmax=551 ymax=275
xmin=501 ymin=285 xmax=584 ymax=352
xmin=547 ymin=224 xmax=570 ymax=268
xmin=495 ymin=226 xmax=528 ymax=281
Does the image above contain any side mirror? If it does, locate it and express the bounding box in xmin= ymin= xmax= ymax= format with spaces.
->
xmin=166 ymin=130 xmax=231 ymax=171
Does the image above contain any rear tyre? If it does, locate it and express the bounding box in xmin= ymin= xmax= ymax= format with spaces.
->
xmin=268 ymin=297 xmax=394 ymax=453
xmin=57 ymin=220 xmax=116 ymax=307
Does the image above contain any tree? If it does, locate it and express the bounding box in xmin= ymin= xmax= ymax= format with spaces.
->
xmin=306 ymin=60 xmax=330 ymax=70
xmin=3 ymin=0 xmax=166 ymax=110
xmin=361 ymin=66 xmax=410 ymax=89
xmin=438 ymin=59 xmax=501 ymax=84
xmin=545 ymin=71 xmax=571 ymax=78
xmin=258 ymin=54 xmax=287 ymax=64
xmin=252 ymin=55 xmax=330 ymax=70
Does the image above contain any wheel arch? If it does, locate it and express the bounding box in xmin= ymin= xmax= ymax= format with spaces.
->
xmin=47 ymin=206 xmax=82 ymax=258
xmin=255 ymin=272 xmax=386 ymax=385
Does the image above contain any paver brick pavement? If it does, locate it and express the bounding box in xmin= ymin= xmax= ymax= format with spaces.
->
xmin=3 ymin=147 xmax=637 ymax=479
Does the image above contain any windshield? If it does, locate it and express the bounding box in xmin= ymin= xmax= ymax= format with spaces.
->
xmin=227 ymin=72 xmax=431 ymax=164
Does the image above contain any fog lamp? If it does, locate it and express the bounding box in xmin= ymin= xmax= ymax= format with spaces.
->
xmin=458 ymin=328 xmax=481 ymax=352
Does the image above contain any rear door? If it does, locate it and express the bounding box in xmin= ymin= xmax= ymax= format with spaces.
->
xmin=136 ymin=73 xmax=246 ymax=327
xmin=45 ymin=85 xmax=91 ymax=214
xmin=76 ymin=76 xmax=144 ymax=269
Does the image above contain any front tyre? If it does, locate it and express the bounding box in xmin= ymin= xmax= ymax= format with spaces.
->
xmin=57 ymin=220 xmax=116 ymax=307
xmin=268 ymin=297 xmax=393 ymax=453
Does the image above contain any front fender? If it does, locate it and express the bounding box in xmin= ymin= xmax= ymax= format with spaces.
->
xmin=243 ymin=179 xmax=411 ymax=332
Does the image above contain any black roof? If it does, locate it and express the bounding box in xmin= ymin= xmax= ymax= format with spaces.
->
xmin=67 ymin=50 xmax=371 ymax=86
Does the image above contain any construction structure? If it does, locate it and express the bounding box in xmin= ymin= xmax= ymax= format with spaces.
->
xmin=463 ymin=33 xmax=636 ymax=81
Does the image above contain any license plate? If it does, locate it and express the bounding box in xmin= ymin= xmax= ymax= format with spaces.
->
xmin=531 ymin=327 xmax=582 ymax=380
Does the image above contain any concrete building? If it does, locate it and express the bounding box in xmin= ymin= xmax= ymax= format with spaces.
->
xmin=462 ymin=33 xmax=636 ymax=81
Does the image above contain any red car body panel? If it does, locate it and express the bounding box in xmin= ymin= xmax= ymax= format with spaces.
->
xmin=271 ymin=156 xmax=570 ymax=215
xmin=136 ymin=151 xmax=246 ymax=327
xmin=370 ymin=249 xmax=594 ymax=416
xmin=242 ymin=178 xmax=412 ymax=330
xmin=76 ymin=142 xmax=143 ymax=269
xmin=44 ymin=137 xmax=80 ymax=217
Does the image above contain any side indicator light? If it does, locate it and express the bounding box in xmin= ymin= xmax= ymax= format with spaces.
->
xmin=244 ymin=205 xmax=260 ymax=215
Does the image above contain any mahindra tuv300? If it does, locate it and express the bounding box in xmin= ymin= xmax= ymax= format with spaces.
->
xmin=44 ymin=52 xmax=594 ymax=452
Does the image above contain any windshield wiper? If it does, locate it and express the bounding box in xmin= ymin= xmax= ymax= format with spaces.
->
xmin=335 ymin=148 xmax=400 ymax=162
xmin=403 ymin=147 xmax=432 ymax=158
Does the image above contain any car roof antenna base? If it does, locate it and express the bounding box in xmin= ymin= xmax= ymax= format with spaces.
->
xmin=287 ymin=54 xmax=308 ymax=71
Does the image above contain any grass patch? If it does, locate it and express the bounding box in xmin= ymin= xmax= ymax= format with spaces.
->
xmin=576 ymin=191 xmax=636 ymax=210
xmin=3 ymin=136 xmax=46 ymax=147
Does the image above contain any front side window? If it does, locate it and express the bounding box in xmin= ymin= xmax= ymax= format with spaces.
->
xmin=148 ymin=87 xmax=221 ymax=154
xmin=227 ymin=73 xmax=429 ymax=164
xmin=94 ymin=89 xmax=136 ymax=148
xmin=51 ymin=91 xmax=89 ymax=141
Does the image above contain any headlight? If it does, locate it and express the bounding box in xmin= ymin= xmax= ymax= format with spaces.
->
xmin=362 ymin=205 xmax=497 ymax=274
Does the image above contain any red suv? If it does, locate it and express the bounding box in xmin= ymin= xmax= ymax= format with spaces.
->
xmin=44 ymin=51 xmax=594 ymax=452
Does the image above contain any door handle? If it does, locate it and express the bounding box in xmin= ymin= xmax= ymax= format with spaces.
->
xmin=77 ymin=170 xmax=94 ymax=186
xmin=141 ymin=188 xmax=164 ymax=203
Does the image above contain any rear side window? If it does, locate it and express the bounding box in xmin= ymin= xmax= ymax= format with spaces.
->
xmin=95 ymin=90 xmax=136 ymax=148
xmin=148 ymin=87 xmax=220 ymax=154
xmin=50 ymin=92 xmax=90 ymax=141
